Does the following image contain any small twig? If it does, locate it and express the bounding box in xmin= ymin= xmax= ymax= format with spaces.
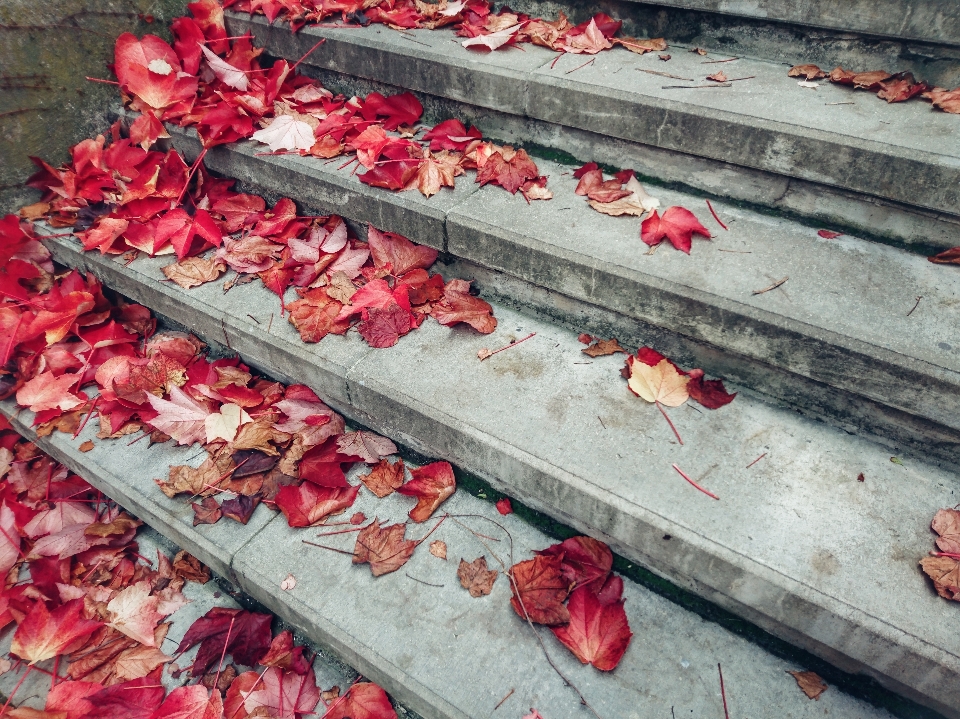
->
xmin=127 ymin=431 xmax=149 ymax=446
xmin=478 ymin=332 xmax=536 ymax=361
xmin=673 ymin=463 xmax=719 ymax=500
xmin=493 ymin=688 xmax=515 ymax=711
xmin=663 ymin=83 xmax=732 ymax=88
xmin=315 ymin=526 xmax=365 ymax=537
xmin=725 ymin=76 xmax=755 ymax=82
xmin=906 ymin=296 xmax=922 ymax=317
xmin=717 ymin=249 xmax=751 ymax=253
xmin=598 ymin=416 xmax=606 ymax=429
xmin=290 ymin=38 xmax=327 ymax=72
xmin=705 ymin=199 xmax=728 ymax=230
xmin=400 ymin=35 xmax=430 ymax=46
xmin=752 ymin=276 xmax=788 ymax=295
xmin=702 ymin=57 xmax=738 ymax=63
xmin=85 ymin=76 xmax=120 ymax=85
xmin=745 ymin=452 xmax=766 ymax=469
xmin=718 ymin=664 xmax=731 ymax=719
xmin=302 ymin=540 xmax=357 ymax=557
xmin=267 ymin=313 xmax=274 ymax=333
xmin=246 ymin=313 xmax=260 ymax=324
xmin=550 ymin=53 xmax=563 ymax=69
xmin=565 ymin=58 xmax=595 ymax=75
xmin=656 ymin=402 xmax=683 ymax=445
xmin=72 ymin=396 xmax=99 ymax=439
xmin=405 ymin=573 xmax=443 ymax=588
xmin=825 ymin=101 xmax=855 ymax=105
xmin=0 ymin=107 xmax=49 ymax=119
xmin=637 ymin=68 xmax=693 ymax=81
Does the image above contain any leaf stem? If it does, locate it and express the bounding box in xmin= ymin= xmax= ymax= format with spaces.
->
xmin=656 ymin=402 xmax=683 ymax=445
xmin=672 ymin=463 xmax=719 ymax=500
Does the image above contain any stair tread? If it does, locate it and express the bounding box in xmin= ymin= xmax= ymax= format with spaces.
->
xmin=39 ymin=236 xmax=960 ymax=715
xmin=0 ymin=400 xmax=900 ymax=719
xmin=229 ymin=14 xmax=960 ymax=216
xmin=624 ymin=0 xmax=960 ymax=45
xmin=166 ymin=126 xmax=960 ymax=437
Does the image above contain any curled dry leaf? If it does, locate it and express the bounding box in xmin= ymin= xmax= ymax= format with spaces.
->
xmin=931 ymin=509 xmax=960 ymax=554
xmin=458 ymin=557 xmax=498 ymax=597
xmin=920 ymin=556 xmax=960 ymax=601
xmin=280 ymin=574 xmax=297 ymax=591
xmin=360 ymin=458 xmax=406 ymax=498
xmin=397 ymin=461 xmax=456 ymax=522
xmin=162 ymin=257 xmax=226 ymax=289
xmin=429 ymin=540 xmax=447 ymax=560
xmin=496 ymin=498 xmax=513 ymax=515
xmin=788 ymin=64 xmax=827 ymax=80
xmin=788 ymin=670 xmax=828 ymax=700
xmin=929 ymin=246 xmax=960 ymax=265
xmin=173 ymin=550 xmax=210 ymax=584
xmin=79 ymin=440 xmax=95 ymax=453
xmin=353 ymin=520 xmax=416 ymax=576
xmin=581 ymin=338 xmax=626 ymax=357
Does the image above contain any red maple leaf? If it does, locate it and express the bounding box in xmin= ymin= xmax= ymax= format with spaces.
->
xmin=686 ymin=368 xmax=737 ymax=409
xmin=152 ymin=685 xmax=223 ymax=719
xmin=366 ymin=227 xmax=438 ymax=276
xmin=113 ymin=33 xmax=198 ymax=113
xmin=431 ymin=279 xmax=496 ymax=333
xmin=396 ymin=461 xmax=456 ymax=522
xmin=178 ymin=607 xmax=273 ymax=675
xmin=287 ymin=288 xmax=349 ymax=344
xmin=11 ymin=598 xmax=103 ymax=663
xmin=640 ymin=207 xmax=711 ymax=253
xmin=229 ymin=667 xmax=319 ymax=719
xmin=275 ymin=483 xmax=359 ymax=527
xmin=550 ymin=583 xmax=633 ymax=670
xmin=476 ymin=148 xmax=539 ymax=194
xmin=358 ymin=304 xmax=414 ymax=348
xmin=509 ymin=554 xmax=571 ymax=626
xmin=536 ymin=536 xmax=612 ymax=591
xmin=322 ymin=682 xmax=397 ymax=719
xmin=83 ymin=669 xmax=166 ymax=719
xmin=46 ymin=680 xmax=106 ymax=719
xmin=259 ymin=630 xmax=310 ymax=674
xmin=422 ymin=119 xmax=481 ymax=152
xmin=352 ymin=520 xmax=416 ymax=576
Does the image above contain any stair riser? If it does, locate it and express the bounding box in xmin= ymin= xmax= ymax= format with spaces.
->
xmin=35 ymin=242 xmax=960 ymax=719
xmin=161 ymin=129 xmax=960 ymax=464
xmin=231 ymin=15 xmax=960 ymax=249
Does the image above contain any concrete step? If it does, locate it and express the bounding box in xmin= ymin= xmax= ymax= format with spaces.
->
xmin=0 ymin=399 xmax=923 ymax=719
xmin=225 ymin=13 xmax=960 ymax=249
xmin=32 ymin=235 xmax=960 ymax=717
xmin=157 ymin=125 xmax=960 ymax=464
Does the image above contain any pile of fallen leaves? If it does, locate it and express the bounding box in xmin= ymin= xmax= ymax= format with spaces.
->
xmin=0 ymin=422 xmax=401 ymax=718
xmin=22 ymin=130 xmax=497 ymax=348
xmin=788 ymin=64 xmax=959 ymax=113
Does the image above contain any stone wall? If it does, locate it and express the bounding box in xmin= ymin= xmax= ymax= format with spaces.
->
xmin=0 ymin=0 xmax=187 ymax=213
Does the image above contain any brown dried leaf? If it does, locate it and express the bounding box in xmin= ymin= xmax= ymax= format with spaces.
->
xmin=788 ymin=671 xmax=828 ymax=700
xmin=359 ymin=458 xmax=405 ymax=498
xmin=79 ymin=440 xmax=95 ymax=453
xmin=788 ymin=64 xmax=827 ymax=80
xmin=458 ymin=557 xmax=498 ymax=597
xmin=192 ymin=497 xmax=222 ymax=526
xmin=616 ymin=36 xmax=667 ymax=54
xmin=353 ymin=520 xmax=416 ymax=576
xmin=920 ymin=556 xmax=960 ymax=601
xmin=173 ymin=550 xmax=211 ymax=584
xmin=429 ymin=540 xmax=447 ymax=560
xmin=162 ymin=257 xmax=226 ymax=289
xmin=582 ymin=338 xmax=626 ymax=357
xmin=325 ymin=271 xmax=357 ymax=303
xmin=931 ymin=508 xmax=960 ymax=554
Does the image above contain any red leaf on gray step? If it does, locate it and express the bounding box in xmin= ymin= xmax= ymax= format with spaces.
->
xmin=322 ymin=681 xmax=397 ymax=719
xmin=360 ymin=92 xmax=424 ymax=131
xmin=337 ymin=431 xmax=397 ymax=464
xmin=275 ymin=483 xmax=359 ymax=528
xmin=550 ymin=583 xmax=633 ymax=671
xmin=11 ymin=598 xmax=103 ymax=663
xmin=929 ymin=246 xmax=960 ymax=264
xmin=337 ymin=278 xmax=411 ymax=323
xmin=476 ymin=148 xmax=539 ymax=194
xmin=358 ymin=304 xmax=415 ymax=348
xmin=353 ymin=520 xmax=416 ymax=577
xmin=431 ymin=279 xmax=497 ymax=333
xmin=233 ymin=666 xmax=319 ymax=719
xmin=178 ymin=607 xmax=273 ymax=676
xmin=562 ymin=17 xmax=615 ymax=54
xmin=931 ymin=509 xmax=960 ymax=555
xmin=536 ymin=536 xmax=612 ymax=591
xmin=154 ymin=208 xmax=223 ymax=260
xmin=287 ymin=288 xmax=349 ymax=344
xmin=422 ymin=119 xmax=482 ymax=152
xmin=686 ymin=368 xmax=737 ymax=409
xmin=15 ymin=371 xmax=85 ymax=414
xmin=640 ymin=207 xmax=711 ymax=253
xmin=877 ymin=73 xmax=930 ymax=103
xmin=221 ymin=494 xmax=258 ymax=524
xmin=192 ymin=497 xmax=222 ymax=526
xmin=575 ymin=169 xmax=631 ymax=203
xmin=113 ymin=33 xmax=198 ymax=113
xmin=706 ymin=71 xmax=728 ymax=82
xmin=509 ymin=554 xmax=571 ymax=626
xmin=82 ymin=669 xmax=166 ymax=719
xmin=496 ymin=498 xmax=513 ymax=515
xmin=920 ymin=556 xmax=960 ymax=601
xmin=817 ymin=230 xmax=843 ymax=239
xmin=573 ymin=162 xmax=599 ymax=179
xmin=259 ymin=630 xmax=310 ymax=674
xmin=788 ymin=64 xmax=827 ymax=80
xmin=928 ymin=88 xmax=960 ymax=114
xmin=397 ymin=461 xmax=456 ymax=522
xmin=152 ymin=684 xmax=223 ymax=719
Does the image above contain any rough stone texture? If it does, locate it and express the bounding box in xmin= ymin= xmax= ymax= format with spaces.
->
xmin=30 ymin=237 xmax=960 ymax=716
xmin=227 ymin=15 xmax=960 ymax=220
xmin=154 ymin=128 xmax=960 ymax=457
xmin=0 ymin=0 xmax=187 ymax=213
xmin=0 ymin=398 xmax=275 ymax=582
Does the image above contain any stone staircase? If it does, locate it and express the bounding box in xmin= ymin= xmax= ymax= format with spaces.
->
xmin=15 ymin=2 xmax=960 ymax=718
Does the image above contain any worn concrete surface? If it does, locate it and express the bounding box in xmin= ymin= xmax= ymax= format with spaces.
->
xmin=628 ymin=0 xmax=960 ymax=45
xmin=0 ymin=398 xmax=275 ymax=582
xmin=228 ymin=15 xmax=960 ymax=218
xmin=156 ymin=127 xmax=960 ymax=454
xmin=31 ymin=236 xmax=960 ymax=716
